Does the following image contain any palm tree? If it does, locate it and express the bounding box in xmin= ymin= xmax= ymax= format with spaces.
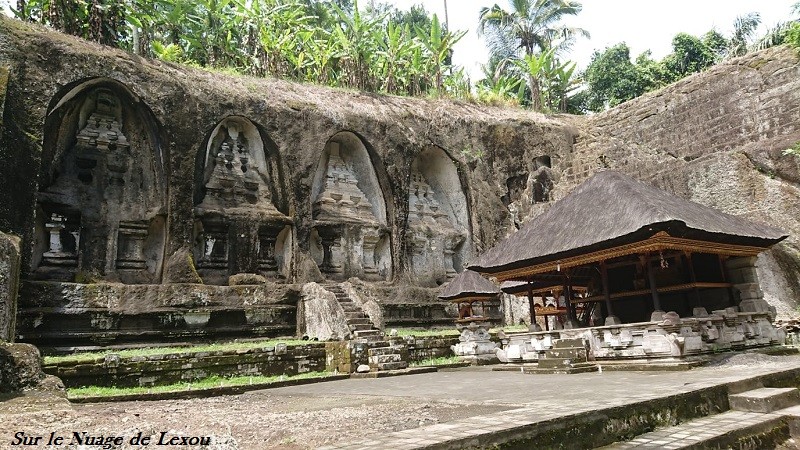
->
xmin=725 ymin=12 xmax=761 ymax=59
xmin=478 ymin=0 xmax=588 ymax=58
xmin=478 ymin=0 xmax=586 ymax=111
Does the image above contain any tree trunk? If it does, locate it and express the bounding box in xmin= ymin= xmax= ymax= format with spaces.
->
xmin=528 ymin=73 xmax=542 ymax=111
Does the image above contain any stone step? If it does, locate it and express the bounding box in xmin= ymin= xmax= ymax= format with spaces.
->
xmin=729 ymin=387 xmax=800 ymax=413
xmin=354 ymin=329 xmax=383 ymax=339
xmin=522 ymin=359 xmax=598 ymax=374
xmin=553 ymin=338 xmax=587 ymax=349
xmin=348 ymin=323 xmax=374 ymax=332
xmin=376 ymin=361 xmax=408 ymax=371
xmin=599 ymin=410 xmax=785 ymax=449
xmin=346 ymin=317 xmax=371 ymax=325
xmin=345 ymin=311 xmax=365 ymax=320
xmin=369 ymin=353 xmax=402 ymax=365
xmin=367 ymin=346 xmax=397 ymax=356
xmin=542 ymin=347 xmax=588 ymax=361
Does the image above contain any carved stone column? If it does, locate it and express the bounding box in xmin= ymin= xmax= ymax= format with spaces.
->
xmin=42 ymin=213 xmax=79 ymax=267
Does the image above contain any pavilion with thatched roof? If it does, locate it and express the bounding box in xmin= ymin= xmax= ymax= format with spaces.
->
xmin=438 ymin=269 xmax=501 ymax=359
xmin=438 ymin=269 xmax=500 ymax=325
xmin=470 ymin=171 xmax=787 ymax=327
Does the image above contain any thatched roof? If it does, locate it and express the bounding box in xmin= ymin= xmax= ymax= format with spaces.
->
xmin=438 ymin=270 xmax=500 ymax=300
xmin=470 ymin=170 xmax=787 ymax=275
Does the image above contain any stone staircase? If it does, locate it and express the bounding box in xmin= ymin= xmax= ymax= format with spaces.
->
xmin=525 ymin=338 xmax=599 ymax=374
xmin=325 ymin=283 xmax=383 ymax=341
xmin=324 ymin=283 xmax=408 ymax=373
xmin=365 ymin=342 xmax=409 ymax=372
xmin=600 ymin=386 xmax=800 ymax=448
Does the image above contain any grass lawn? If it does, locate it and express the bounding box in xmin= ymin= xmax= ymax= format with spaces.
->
xmin=44 ymin=338 xmax=311 ymax=365
xmin=67 ymin=371 xmax=334 ymax=399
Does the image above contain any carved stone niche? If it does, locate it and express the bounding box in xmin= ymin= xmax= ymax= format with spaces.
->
xmin=406 ymin=147 xmax=471 ymax=286
xmin=194 ymin=117 xmax=292 ymax=284
xmin=115 ymin=216 xmax=167 ymax=284
xmin=310 ymin=135 xmax=392 ymax=281
xmin=195 ymin=220 xmax=230 ymax=268
xmin=35 ymin=82 xmax=167 ymax=283
xmin=31 ymin=207 xmax=82 ymax=280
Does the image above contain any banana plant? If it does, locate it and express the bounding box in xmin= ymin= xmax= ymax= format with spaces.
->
xmin=415 ymin=14 xmax=466 ymax=95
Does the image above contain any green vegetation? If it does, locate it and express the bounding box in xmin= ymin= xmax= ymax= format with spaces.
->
xmin=13 ymin=0 xmax=466 ymax=98
xmin=9 ymin=0 xmax=798 ymax=113
xmin=410 ymin=355 xmax=462 ymax=367
xmin=580 ymin=5 xmax=800 ymax=112
xmin=477 ymin=0 xmax=587 ymax=112
xmin=43 ymin=338 xmax=310 ymax=365
xmin=394 ymin=328 xmax=460 ymax=337
xmin=784 ymin=142 xmax=800 ymax=157
xmin=67 ymin=371 xmax=333 ymax=398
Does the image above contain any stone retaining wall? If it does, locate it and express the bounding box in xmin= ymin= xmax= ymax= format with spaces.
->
xmin=44 ymin=343 xmax=326 ymax=388
xmin=500 ymin=308 xmax=785 ymax=363
xmin=45 ymin=335 xmax=458 ymax=388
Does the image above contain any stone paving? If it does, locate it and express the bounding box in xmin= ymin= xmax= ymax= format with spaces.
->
xmin=272 ymin=355 xmax=800 ymax=449
xmin=600 ymin=410 xmax=784 ymax=449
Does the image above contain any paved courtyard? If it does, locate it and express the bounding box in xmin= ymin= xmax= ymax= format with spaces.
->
xmin=2 ymin=353 xmax=800 ymax=449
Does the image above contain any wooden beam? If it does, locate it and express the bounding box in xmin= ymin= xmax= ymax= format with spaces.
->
xmin=489 ymin=232 xmax=767 ymax=282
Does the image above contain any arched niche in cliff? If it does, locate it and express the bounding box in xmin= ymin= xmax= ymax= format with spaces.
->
xmin=192 ymin=116 xmax=292 ymax=285
xmin=309 ymin=131 xmax=391 ymax=281
xmin=407 ymin=146 xmax=472 ymax=286
xmin=34 ymin=78 xmax=168 ymax=284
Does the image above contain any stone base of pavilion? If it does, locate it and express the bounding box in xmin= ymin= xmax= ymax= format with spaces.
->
xmin=496 ymin=307 xmax=786 ymax=366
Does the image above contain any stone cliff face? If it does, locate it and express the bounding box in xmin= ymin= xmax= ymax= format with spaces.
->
xmin=0 ymin=18 xmax=573 ymax=344
xmin=0 ymin=17 xmax=798 ymax=345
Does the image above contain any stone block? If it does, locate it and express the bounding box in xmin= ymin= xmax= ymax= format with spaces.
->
xmin=735 ymin=283 xmax=764 ymax=302
xmin=0 ymin=342 xmax=45 ymax=393
xmin=642 ymin=334 xmax=682 ymax=357
xmin=604 ymin=316 xmax=621 ymax=325
xmin=729 ymin=388 xmax=800 ymax=413
xmin=0 ymin=233 xmax=20 ymax=342
xmin=553 ymin=338 xmax=586 ymax=349
xmin=228 ymin=273 xmax=267 ymax=285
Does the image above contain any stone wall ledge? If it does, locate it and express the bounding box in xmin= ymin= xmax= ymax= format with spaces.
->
xmin=500 ymin=310 xmax=786 ymax=362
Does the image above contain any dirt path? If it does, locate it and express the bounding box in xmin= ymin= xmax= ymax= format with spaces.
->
xmin=0 ymin=389 xmax=508 ymax=449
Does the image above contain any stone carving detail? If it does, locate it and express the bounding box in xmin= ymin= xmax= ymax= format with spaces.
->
xmin=407 ymin=170 xmax=467 ymax=281
xmin=311 ymin=141 xmax=389 ymax=280
xmin=313 ymin=143 xmax=377 ymax=224
xmin=257 ymin=224 xmax=284 ymax=273
xmin=197 ymin=119 xmax=281 ymax=217
xmin=115 ymin=221 xmax=148 ymax=269
xmin=74 ymin=90 xmax=131 ymax=186
xmin=35 ymin=86 xmax=165 ymax=283
xmin=196 ymin=221 xmax=229 ymax=269
xmin=41 ymin=213 xmax=80 ymax=267
xmin=194 ymin=117 xmax=292 ymax=283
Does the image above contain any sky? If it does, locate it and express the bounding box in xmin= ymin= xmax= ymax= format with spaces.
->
xmin=386 ymin=0 xmax=799 ymax=81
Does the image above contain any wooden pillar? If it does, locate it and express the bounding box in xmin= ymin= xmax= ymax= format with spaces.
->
xmin=600 ymin=260 xmax=614 ymax=317
xmin=643 ymin=253 xmax=662 ymax=312
xmin=563 ymin=270 xmax=577 ymax=323
xmin=718 ymin=254 xmax=736 ymax=307
xmin=684 ymin=251 xmax=700 ymax=309
xmin=527 ymin=280 xmax=537 ymax=328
